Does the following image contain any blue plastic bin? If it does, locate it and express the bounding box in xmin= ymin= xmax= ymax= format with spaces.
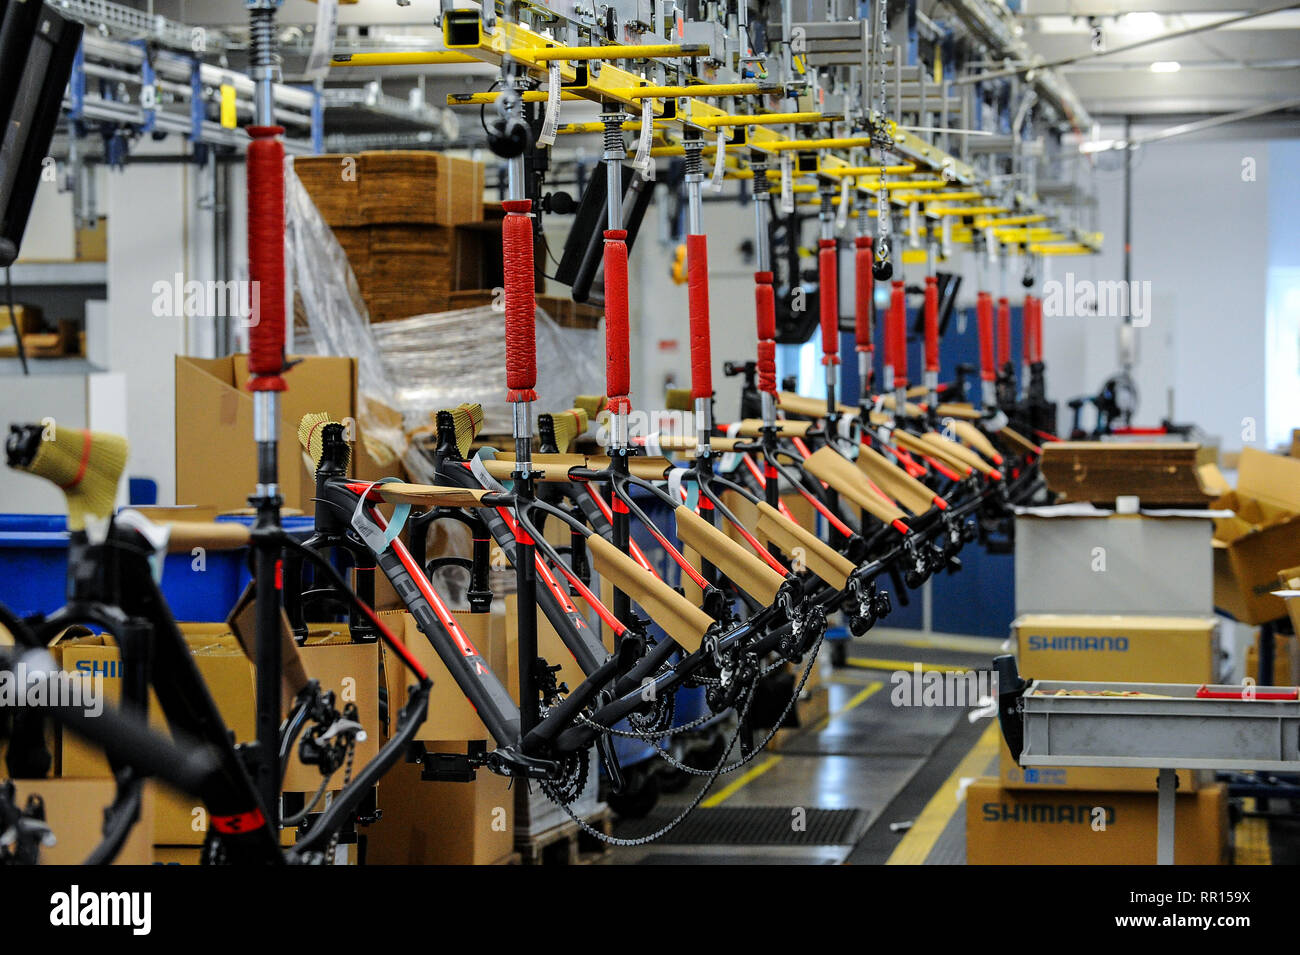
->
xmin=0 ymin=513 xmax=315 ymax=624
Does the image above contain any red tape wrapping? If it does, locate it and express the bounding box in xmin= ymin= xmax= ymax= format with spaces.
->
xmin=818 ymin=239 xmax=839 ymax=366
xmin=754 ymin=270 xmax=777 ymax=395
xmin=246 ymin=126 xmax=286 ymax=391
xmin=754 ymin=271 xmax=776 ymax=340
xmin=604 ymin=229 xmax=630 ymax=405
xmin=1022 ymin=294 xmax=1035 ymax=364
xmin=889 ymin=280 xmax=908 ymax=387
xmin=996 ymin=296 xmax=1011 ymax=370
xmin=976 ymin=291 xmax=995 ymax=382
xmin=1030 ymin=295 xmax=1043 ymax=363
xmin=687 ymin=233 xmax=712 ymax=399
xmin=923 ymin=275 xmax=939 ymax=372
xmin=854 ymin=236 xmax=873 ymax=352
xmin=757 ymin=340 xmax=777 ymax=394
xmin=503 ymin=199 xmax=537 ymax=402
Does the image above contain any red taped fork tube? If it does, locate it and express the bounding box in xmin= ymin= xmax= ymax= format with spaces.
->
xmin=819 ymin=238 xmax=840 ymax=368
xmin=751 ymin=170 xmax=779 ymax=434
xmin=246 ymin=116 xmax=287 ymax=834
xmin=888 ymin=280 xmax=908 ymax=389
xmin=976 ymin=291 xmax=996 ymax=407
xmin=1030 ymin=294 xmax=1044 ymax=364
xmin=503 ymin=200 xmax=537 ymax=406
xmin=923 ymin=276 xmax=939 ymax=373
xmin=686 ymin=232 xmax=715 ymax=455
xmin=923 ymin=273 xmax=939 ymax=407
xmin=754 ymin=272 xmax=777 ymax=394
xmin=603 ymin=229 xmax=631 ymax=427
xmin=687 ymin=234 xmax=712 ymax=401
xmin=996 ymin=296 xmax=1011 ymax=371
xmin=246 ymin=126 xmax=286 ymax=391
xmin=855 ymin=236 xmax=874 ymax=397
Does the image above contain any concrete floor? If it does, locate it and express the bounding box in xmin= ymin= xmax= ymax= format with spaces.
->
xmin=602 ymin=627 xmax=1004 ymax=865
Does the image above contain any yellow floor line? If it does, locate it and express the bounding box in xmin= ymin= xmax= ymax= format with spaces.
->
xmin=701 ymin=755 xmax=783 ymax=809
xmin=1234 ymin=799 xmax=1272 ymax=865
xmin=886 ymin=721 xmax=1001 ymax=865
xmin=809 ymin=681 xmax=883 ymax=733
xmin=845 ymin=656 xmax=972 ymax=674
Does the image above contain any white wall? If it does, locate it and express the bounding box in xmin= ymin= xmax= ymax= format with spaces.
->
xmin=626 ymin=135 xmax=1290 ymax=454
xmin=14 ymin=146 xmax=228 ymax=506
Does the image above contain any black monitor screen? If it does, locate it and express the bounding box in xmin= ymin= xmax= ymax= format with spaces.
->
xmin=0 ymin=0 xmax=83 ymax=267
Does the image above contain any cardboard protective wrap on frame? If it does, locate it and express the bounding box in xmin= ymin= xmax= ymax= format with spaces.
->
xmin=674 ymin=505 xmax=785 ymax=605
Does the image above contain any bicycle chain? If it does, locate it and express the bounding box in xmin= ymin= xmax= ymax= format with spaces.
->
xmin=324 ymin=735 xmax=357 ymax=866
xmin=541 ymin=679 xmax=758 ymax=847
xmin=544 ymin=629 xmax=826 ymax=846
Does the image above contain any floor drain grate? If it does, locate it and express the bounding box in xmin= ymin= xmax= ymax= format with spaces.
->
xmin=617 ymin=807 xmax=867 ymax=846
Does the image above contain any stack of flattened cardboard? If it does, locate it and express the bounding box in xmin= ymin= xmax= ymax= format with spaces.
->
xmin=1039 ymin=441 xmax=1222 ymax=507
xmin=296 ymin=152 xmax=492 ymax=323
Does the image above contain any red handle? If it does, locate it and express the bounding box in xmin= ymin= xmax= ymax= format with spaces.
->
xmin=996 ymin=296 xmax=1011 ymax=370
xmin=503 ymin=200 xmax=538 ymax=403
xmin=923 ymin=275 xmax=939 ymax=373
xmin=854 ymin=236 xmax=873 ymax=354
xmin=889 ymin=280 xmax=908 ymax=387
xmin=603 ymin=229 xmax=630 ymax=412
xmin=687 ymin=233 xmax=712 ymax=400
xmin=246 ymin=126 xmax=286 ymax=392
xmin=976 ymin=291 xmax=995 ymax=382
xmin=819 ymin=239 xmax=840 ymax=366
xmin=754 ymin=270 xmax=777 ymax=395
xmin=1196 ymin=685 xmax=1298 ymax=700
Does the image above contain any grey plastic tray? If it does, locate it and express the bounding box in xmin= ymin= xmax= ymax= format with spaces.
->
xmin=1020 ymin=680 xmax=1300 ymax=772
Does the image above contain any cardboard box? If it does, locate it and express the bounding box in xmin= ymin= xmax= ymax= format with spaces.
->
xmin=1039 ymin=442 xmax=1219 ymax=507
xmin=965 ymin=778 xmax=1227 ymax=865
xmin=1212 ymin=448 xmax=1300 ymax=624
xmin=506 ymin=594 xmax=587 ymax=703
xmin=1014 ymin=614 xmax=1219 ymax=684
xmin=380 ymin=608 xmax=510 ymax=742
xmin=1278 ymin=565 xmax=1300 ymax=638
xmin=11 ymin=779 xmax=153 ymax=865
xmin=75 ymin=220 xmax=107 ymax=262
xmin=998 ymin=735 xmax=1200 ymax=793
xmin=55 ymin=628 xmax=256 ymax=779
xmin=280 ymin=631 xmax=382 ymax=793
xmin=367 ymin=748 xmax=514 ymax=865
xmin=175 ymin=354 xmax=396 ymax=514
xmin=1245 ymin=634 xmax=1293 ymax=686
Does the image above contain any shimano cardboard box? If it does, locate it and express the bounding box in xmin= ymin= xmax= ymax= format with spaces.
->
xmin=1013 ymin=614 xmax=1219 ymax=684
xmin=55 ymin=628 xmax=256 ymax=779
xmin=965 ymin=778 xmax=1227 ymax=865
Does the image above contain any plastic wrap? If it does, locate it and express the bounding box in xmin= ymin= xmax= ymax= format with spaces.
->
xmin=284 ymin=160 xmax=603 ymax=480
xmin=370 ymin=307 xmax=604 ymax=436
